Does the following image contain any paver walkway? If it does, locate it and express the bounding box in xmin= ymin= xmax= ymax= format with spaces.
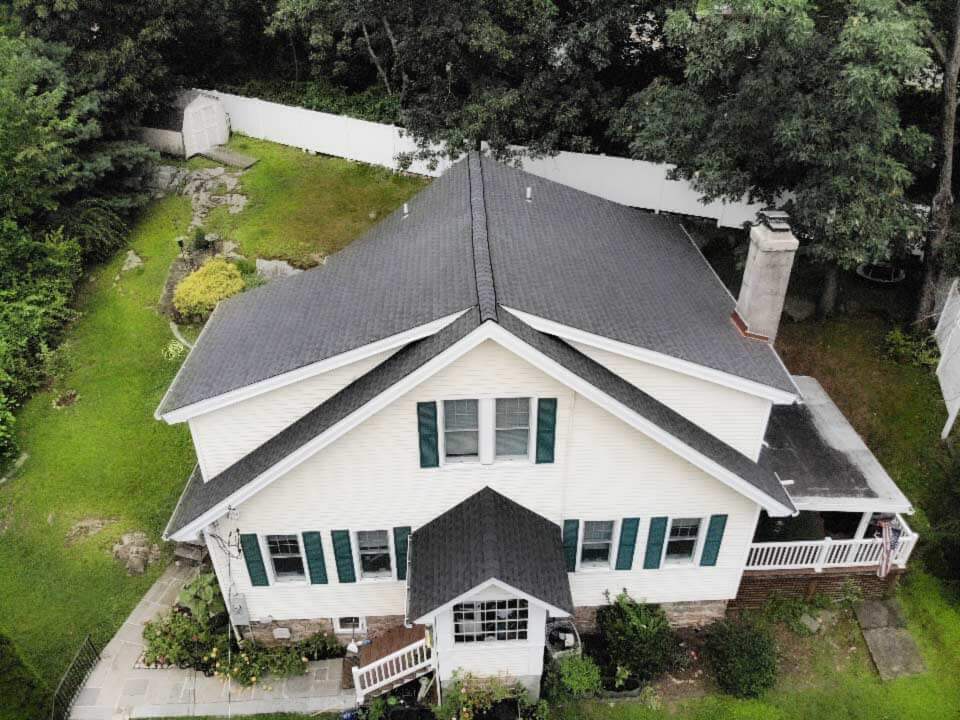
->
xmin=856 ymin=599 xmax=925 ymax=681
xmin=71 ymin=563 xmax=355 ymax=719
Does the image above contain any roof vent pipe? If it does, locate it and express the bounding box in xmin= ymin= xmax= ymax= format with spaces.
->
xmin=525 ymin=186 xmax=532 ymax=202
xmin=733 ymin=210 xmax=799 ymax=344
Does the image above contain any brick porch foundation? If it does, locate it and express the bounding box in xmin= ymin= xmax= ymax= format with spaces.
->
xmin=730 ymin=566 xmax=905 ymax=611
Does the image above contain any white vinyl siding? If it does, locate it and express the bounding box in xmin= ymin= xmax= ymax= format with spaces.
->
xmin=189 ymin=350 xmax=394 ymax=479
xmin=204 ymin=339 xmax=760 ymax=623
xmin=570 ymin=342 xmax=772 ymax=461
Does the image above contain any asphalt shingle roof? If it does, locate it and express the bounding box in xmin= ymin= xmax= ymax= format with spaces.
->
xmin=407 ymin=487 xmax=574 ymax=620
xmin=159 ymin=153 xmax=794 ymax=416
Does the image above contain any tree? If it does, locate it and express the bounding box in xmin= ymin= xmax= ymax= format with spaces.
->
xmin=615 ymin=0 xmax=930 ymax=315
xmin=912 ymin=0 xmax=960 ymax=325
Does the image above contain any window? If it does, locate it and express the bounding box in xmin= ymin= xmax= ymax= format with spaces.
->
xmin=443 ymin=399 xmax=479 ymax=461
xmin=357 ymin=530 xmax=392 ymax=578
xmin=665 ymin=518 xmax=702 ymax=564
xmin=266 ymin=534 xmax=305 ymax=580
xmin=581 ymin=521 xmax=615 ymax=567
xmin=334 ymin=616 xmax=366 ymax=634
xmin=496 ymin=398 xmax=530 ymax=458
xmin=453 ymin=599 xmax=528 ymax=642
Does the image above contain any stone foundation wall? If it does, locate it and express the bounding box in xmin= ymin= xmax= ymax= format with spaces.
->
xmin=243 ymin=617 xmax=334 ymax=645
xmin=730 ymin=567 xmax=904 ymax=611
xmin=365 ymin=614 xmax=406 ymax=639
xmin=573 ymin=599 xmax=728 ymax=633
xmin=573 ymin=606 xmax=600 ymax=635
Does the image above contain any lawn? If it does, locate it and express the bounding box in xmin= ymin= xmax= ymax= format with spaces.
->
xmin=203 ymin=136 xmax=428 ymax=267
xmin=0 ymin=138 xmax=427 ymax=689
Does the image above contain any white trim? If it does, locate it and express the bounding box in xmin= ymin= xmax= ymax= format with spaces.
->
xmin=413 ymin=578 xmax=571 ymax=624
xmin=661 ymin=516 xmax=706 ymax=568
xmin=353 ymin=528 xmax=396 ymax=582
xmin=262 ymin=532 xmax=309 ymax=585
xmin=334 ymin=615 xmax=368 ymax=634
xmin=167 ymin=321 xmax=793 ymax=541
xmin=576 ymin=519 xmax=619 ymax=572
xmin=500 ymin=306 xmax=799 ymax=404
xmin=790 ymin=496 xmax=913 ymax=514
xmin=157 ymin=309 xmax=471 ymax=424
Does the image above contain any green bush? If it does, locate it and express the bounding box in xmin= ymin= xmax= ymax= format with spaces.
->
xmin=176 ymin=573 xmax=226 ymax=624
xmin=0 ymin=633 xmax=48 ymax=720
xmin=142 ymin=611 xmax=226 ymax=669
xmin=884 ymin=328 xmax=939 ymax=370
xmin=434 ymin=671 xmax=548 ymax=720
xmin=545 ymin=654 xmax=602 ymax=700
xmin=597 ymin=593 xmax=685 ymax=682
xmin=173 ymin=258 xmax=245 ymax=319
xmin=703 ymin=618 xmax=778 ymax=698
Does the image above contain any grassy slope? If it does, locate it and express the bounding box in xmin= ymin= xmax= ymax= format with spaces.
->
xmin=204 ymin=136 xmax=427 ymax=267
xmin=0 ymin=197 xmax=196 ymax=683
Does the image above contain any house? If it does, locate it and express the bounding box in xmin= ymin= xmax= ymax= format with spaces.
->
xmin=156 ymin=153 xmax=916 ymax=701
xmin=137 ymin=90 xmax=229 ymax=159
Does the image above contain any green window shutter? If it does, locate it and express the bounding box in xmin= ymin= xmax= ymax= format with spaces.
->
xmin=700 ymin=514 xmax=728 ymax=567
xmin=394 ymin=526 xmax=411 ymax=580
xmin=536 ymin=398 xmax=558 ymax=464
xmin=240 ymin=534 xmax=269 ymax=587
xmin=331 ymin=530 xmax=356 ymax=583
xmin=616 ymin=518 xmax=641 ymax=570
xmin=302 ymin=532 xmax=328 ymax=584
xmin=562 ymin=519 xmax=579 ymax=572
xmin=417 ymin=402 xmax=439 ymax=468
xmin=643 ymin=517 xmax=668 ymax=570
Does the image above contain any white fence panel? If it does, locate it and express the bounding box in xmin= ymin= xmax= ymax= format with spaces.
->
xmin=205 ymin=89 xmax=763 ymax=227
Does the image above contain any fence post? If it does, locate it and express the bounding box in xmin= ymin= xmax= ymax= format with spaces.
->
xmin=814 ymin=537 xmax=832 ymax=573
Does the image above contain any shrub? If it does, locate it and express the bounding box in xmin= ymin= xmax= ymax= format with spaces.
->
xmin=703 ymin=618 xmax=778 ymax=698
xmin=596 ymin=593 xmax=684 ymax=682
xmin=884 ymin=328 xmax=938 ymax=370
xmin=298 ymin=631 xmax=345 ymax=660
xmin=142 ymin=611 xmax=224 ymax=669
xmin=546 ymin=654 xmax=602 ymax=699
xmin=173 ymin=258 xmax=244 ymax=319
xmin=176 ymin=573 xmax=226 ymax=624
xmin=0 ymin=633 xmax=48 ymax=720
xmin=434 ymin=671 xmax=547 ymax=720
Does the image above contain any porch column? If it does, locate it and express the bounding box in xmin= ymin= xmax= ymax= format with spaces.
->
xmin=855 ymin=512 xmax=873 ymax=540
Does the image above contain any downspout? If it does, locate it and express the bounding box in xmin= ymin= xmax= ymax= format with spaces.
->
xmin=403 ymin=534 xmax=413 ymax=628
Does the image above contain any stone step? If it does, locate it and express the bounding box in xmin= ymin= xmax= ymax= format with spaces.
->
xmin=173 ymin=542 xmax=207 ymax=564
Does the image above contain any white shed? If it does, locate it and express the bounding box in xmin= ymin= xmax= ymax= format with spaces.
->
xmin=137 ymin=91 xmax=230 ymax=158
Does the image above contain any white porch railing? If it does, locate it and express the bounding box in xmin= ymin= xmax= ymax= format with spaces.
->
xmin=352 ymin=638 xmax=433 ymax=704
xmin=745 ymin=514 xmax=917 ymax=572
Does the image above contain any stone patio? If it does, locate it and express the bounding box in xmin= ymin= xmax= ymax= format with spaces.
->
xmin=70 ymin=563 xmax=355 ymax=719
xmin=856 ymin=599 xmax=926 ymax=681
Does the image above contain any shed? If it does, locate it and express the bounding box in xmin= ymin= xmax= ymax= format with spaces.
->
xmin=137 ymin=91 xmax=229 ymax=158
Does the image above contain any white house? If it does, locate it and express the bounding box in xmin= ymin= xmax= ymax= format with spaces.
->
xmin=138 ymin=90 xmax=229 ymax=159
xmin=156 ymin=154 xmax=916 ymax=702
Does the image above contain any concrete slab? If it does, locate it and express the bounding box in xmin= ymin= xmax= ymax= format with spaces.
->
xmin=856 ymin=600 xmax=906 ymax=630
xmin=203 ymin=146 xmax=257 ymax=169
xmin=74 ymin=688 xmax=101 ymax=707
xmin=863 ymin=628 xmax=926 ymax=681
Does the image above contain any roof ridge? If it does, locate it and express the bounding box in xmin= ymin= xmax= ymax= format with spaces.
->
xmin=468 ymin=153 xmax=498 ymax=322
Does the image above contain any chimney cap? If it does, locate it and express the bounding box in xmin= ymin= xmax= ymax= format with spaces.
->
xmin=757 ymin=209 xmax=791 ymax=232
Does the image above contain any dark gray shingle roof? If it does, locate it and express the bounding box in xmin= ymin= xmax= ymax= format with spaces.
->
xmin=407 ymin=487 xmax=573 ymax=620
xmin=159 ymin=153 xmax=794 ymax=416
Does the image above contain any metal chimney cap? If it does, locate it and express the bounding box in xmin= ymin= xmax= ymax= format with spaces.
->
xmin=757 ymin=209 xmax=791 ymax=232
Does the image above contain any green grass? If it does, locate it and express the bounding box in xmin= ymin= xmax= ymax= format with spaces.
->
xmin=203 ymin=136 xmax=427 ymax=267
xmin=0 ymin=196 xmax=197 ymax=683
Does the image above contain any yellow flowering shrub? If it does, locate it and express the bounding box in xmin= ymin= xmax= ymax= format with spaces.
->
xmin=173 ymin=258 xmax=245 ymax=319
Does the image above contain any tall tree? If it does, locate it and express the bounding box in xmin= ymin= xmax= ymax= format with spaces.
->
xmin=615 ymin=0 xmax=930 ymax=315
xmin=913 ymin=0 xmax=960 ymax=325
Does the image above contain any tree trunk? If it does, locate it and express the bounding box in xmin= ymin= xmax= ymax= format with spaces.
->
xmin=381 ymin=16 xmax=408 ymax=102
xmin=818 ymin=264 xmax=840 ymax=318
xmin=361 ymin=21 xmax=392 ymax=96
xmin=915 ymin=0 xmax=960 ymax=327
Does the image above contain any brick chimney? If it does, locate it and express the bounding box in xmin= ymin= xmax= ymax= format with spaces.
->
xmin=733 ymin=211 xmax=799 ymax=344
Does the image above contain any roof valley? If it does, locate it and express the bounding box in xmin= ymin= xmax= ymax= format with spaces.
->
xmin=468 ymin=153 xmax=498 ymax=322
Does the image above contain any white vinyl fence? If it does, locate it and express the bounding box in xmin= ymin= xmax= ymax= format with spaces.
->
xmin=206 ymin=89 xmax=765 ymax=228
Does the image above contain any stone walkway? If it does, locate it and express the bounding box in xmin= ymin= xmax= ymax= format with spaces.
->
xmin=856 ymin=599 xmax=926 ymax=681
xmin=71 ymin=563 xmax=355 ymax=719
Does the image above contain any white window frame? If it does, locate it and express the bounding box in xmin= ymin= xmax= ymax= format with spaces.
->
xmin=661 ymin=517 xmax=706 ymax=567
xmin=353 ymin=529 xmax=396 ymax=582
xmin=333 ymin=616 xmax=367 ymax=634
xmin=452 ymin=598 xmax=530 ymax=644
xmin=576 ymin=519 xmax=619 ymax=571
xmin=262 ymin=533 xmax=308 ymax=584
xmin=438 ymin=396 xmax=538 ymax=468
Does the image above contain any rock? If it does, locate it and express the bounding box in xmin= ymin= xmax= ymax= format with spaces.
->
xmin=799 ymin=613 xmax=822 ymax=634
xmin=150 ymin=165 xmax=186 ymax=193
xmin=783 ymin=295 xmax=816 ymax=323
xmin=225 ymin=194 xmax=248 ymax=214
xmin=112 ymin=531 xmax=162 ymax=575
xmin=121 ymin=250 xmax=143 ymax=273
xmin=67 ymin=517 xmax=114 ymax=545
xmin=257 ymin=258 xmax=303 ymax=280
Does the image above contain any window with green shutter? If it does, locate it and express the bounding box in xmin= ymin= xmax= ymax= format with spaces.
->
xmin=562 ymin=519 xmax=579 ymax=572
xmin=302 ymin=532 xmax=328 ymax=584
xmin=616 ymin=518 xmax=640 ymax=570
xmin=417 ymin=402 xmax=439 ymax=468
xmin=643 ymin=517 xmax=668 ymax=569
xmin=393 ymin=526 xmax=411 ymax=580
xmin=331 ymin=530 xmax=356 ymax=583
xmin=240 ymin=534 xmax=269 ymax=586
xmin=535 ymin=398 xmax=558 ymax=463
xmin=699 ymin=514 xmax=728 ymax=567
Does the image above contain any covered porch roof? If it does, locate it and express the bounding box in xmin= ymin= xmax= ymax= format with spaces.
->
xmin=407 ymin=487 xmax=574 ymax=622
xmin=760 ymin=376 xmax=912 ymax=514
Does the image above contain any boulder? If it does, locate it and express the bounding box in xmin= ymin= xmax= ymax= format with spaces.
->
xmin=113 ymin=532 xmax=162 ymax=575
xmin=121 ymin=250 xmax=143 ymax=273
